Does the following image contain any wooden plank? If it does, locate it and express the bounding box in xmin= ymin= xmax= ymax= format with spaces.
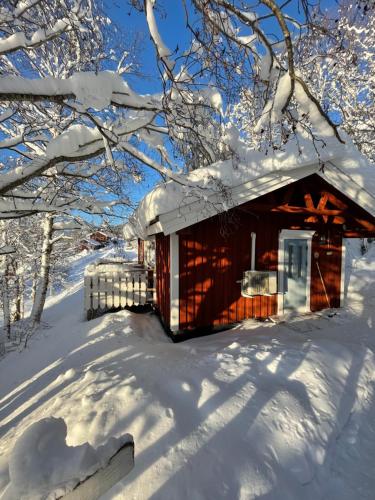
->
xmin=92 ymin=275 xmax=99 ymax=311
xmin=99 ymin=275 xmax=107 ymax=309
xmin=106 ymin=274 xmax=114 ymax=309
xmin=304 ymin=192 xmax=315 ymax=209
xmin=113 ymin=273 xmax=120 ymax=308
xmin=133 ymin=273 xmax=140 ymax=306
xmin=304 ymin=191 xmax=318 ymax=223
xmin=127 ymin=274 xmax=134 ymax=306
xmin=344 ymin=230 xmax=375 ymax=237
xmin=310 ymin=232 xmax=342 ymax=311
xmin=178 ymin=236 xmax=187 ymax=329
xmin=140 ymin=275 xmax=147 ymax=305
xmin=155 ymin=234 xmax=170 ymax=327
xmin=273 ymin=205 xmax=344 ymax=216
xmin=353 ymin=217 xmax=375 ymax=232
xmin=325 ymin=191 xmax=348 ymax=210
xmin=84 ymin=276 xmax=92 ymax=312
xmin=119 ymin=276 xmax=127 ymax=308
xmin=317 ymin=192 xmax=329 ymax=223
xmin=60 ymin=442 xmax=134 ymax=500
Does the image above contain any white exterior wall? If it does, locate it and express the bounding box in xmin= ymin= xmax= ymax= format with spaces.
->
xmin=170 ymin=233 xmax=179 ymax=332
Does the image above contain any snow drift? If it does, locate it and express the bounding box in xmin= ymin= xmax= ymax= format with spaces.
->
xmin=0 ymin=417 xmax=132 ymax=500
xmin=0 ymin=245 xmax=375 ymax=499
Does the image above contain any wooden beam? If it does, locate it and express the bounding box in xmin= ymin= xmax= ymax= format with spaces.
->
xmin=304 ymin=193 xmax=315 ymax=209
xmin=344 ymin=230 xmax=375 ymax=238
xmin=243 ymin=197 xmax=375 ymax=233
xmin=304 ymin=215 xmax=344 ymax=225
xmin=352 ymin=217 xmax=375 ymax=232
xmin=304 ymin=193 xmax=318 ymax=223
xmin=325 ymin=191 xmax=348 ymax=210
xmin=248 ymin=201 xmax=347 ymax=218
xmin=271 ymin=205 xmax=344 ymax=216
xmin=317 ymin=192 xmax=329 ymax=223
xmin=333 ymin=216 xmax=346 ymax=224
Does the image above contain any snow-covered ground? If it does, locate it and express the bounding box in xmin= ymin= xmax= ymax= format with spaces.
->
xmin=0 ymin=241 xmax=375 ymax=499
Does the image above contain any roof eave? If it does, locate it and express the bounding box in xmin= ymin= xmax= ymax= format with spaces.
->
xmin=142 ymin=159 xmax=375 ymax=238
xmin=158 ymin=164 xmax=319 ymax=235
xmin=318 ymin=162 xmax=375 ymax=218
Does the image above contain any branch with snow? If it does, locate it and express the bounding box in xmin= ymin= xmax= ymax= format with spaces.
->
xmin=0 ymin=72 xmax=162 ymax=112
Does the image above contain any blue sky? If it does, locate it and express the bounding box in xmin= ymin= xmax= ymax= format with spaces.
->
xmin=108 ymin=1 xmax=192 ymax=94
xmin=96 ymin=0 xmax=340 ymax=225
xmin=108 ymin=0 xmax=339 ymax=95
xmin=97 ymin=2 xmax=194 ymax=224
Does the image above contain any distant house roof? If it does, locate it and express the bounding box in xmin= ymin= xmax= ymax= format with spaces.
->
xmin=124 ymin=134 xmax=375 ymax=240
xmin=90 ymin=231 xmax=108 ymax=238
xmin=80 ymin=238 xmax=102 ymax=247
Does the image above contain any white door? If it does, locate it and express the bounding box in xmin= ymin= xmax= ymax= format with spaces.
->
xmin=283 ymin=238 xmax=308 ymax=311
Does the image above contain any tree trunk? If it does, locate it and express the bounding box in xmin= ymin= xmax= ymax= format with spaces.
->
xmin=20 ymin=273 xmax=25 ymax=320
xmin=12 ymin=261 xmax=22 ymax=322
xmin=31 ymin=270 xmax=38 ymax=303
xmin=0 ymin=267 xmax=11 ymax=351
xmin=0 ymin=222 xmax=10 ymax=354
xmin=30 ymin=214 xmax=54 ymax=325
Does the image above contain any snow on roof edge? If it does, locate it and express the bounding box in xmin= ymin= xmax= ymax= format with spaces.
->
xmin=124 ymin=135 xmax=375 ymax=241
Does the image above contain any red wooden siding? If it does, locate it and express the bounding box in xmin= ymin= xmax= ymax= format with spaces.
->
xmin=155 ymin=234 xmax=170 ymax=327
xmin=178 ymin=213 xmax=279 ymax=331
xmin=89 ymin=231 xmax=109 ymax=243
xmin=310 ymin=231 xmax=342 ymax=311
xmin=175 ymin=174 xmax=375 ymax=332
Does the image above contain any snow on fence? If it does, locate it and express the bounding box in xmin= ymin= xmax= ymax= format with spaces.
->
xmin=84 ymin=259 xmax=154 ymax=320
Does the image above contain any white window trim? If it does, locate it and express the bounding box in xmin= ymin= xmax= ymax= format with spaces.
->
xmin=170 ymin=233 xmax=179 ymax=332
xmin=340 ymin=238 xmax=346 ymax=307
xmin=278 ymin=229 xmax=315 ymax=316
xmin=250 ymin=232 xmax=256 ymax=270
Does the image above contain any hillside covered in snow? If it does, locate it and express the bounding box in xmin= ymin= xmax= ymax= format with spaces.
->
xmin=0 ymin=241 xmax=375 ymax=499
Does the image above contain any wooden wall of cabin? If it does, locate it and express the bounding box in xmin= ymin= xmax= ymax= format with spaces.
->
xmin=178 ymin=213 xmax=279 ymax=331
xmin=174 ymin=174 xmax=375 ymax=332
xmin=177 ymin=212 xmax=346 ymax=332
xmin=155 ymin=234 xmax=170 ymax=328
xmin=311 ymin=231 xmax=342 ymax=311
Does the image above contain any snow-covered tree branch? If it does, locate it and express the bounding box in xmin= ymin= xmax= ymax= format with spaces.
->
xmin=0 ymin=0 xmax=373 ymax=229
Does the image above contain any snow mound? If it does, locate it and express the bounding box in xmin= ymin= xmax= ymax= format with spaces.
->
xmin=1 ymin=418 xmax=132 ymax=500
xmin=0 ymin=245 xmax=374 ymax=499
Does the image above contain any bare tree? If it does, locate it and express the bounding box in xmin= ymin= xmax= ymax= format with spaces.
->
xmin=29 ymin=214 xmax=54 ymax=325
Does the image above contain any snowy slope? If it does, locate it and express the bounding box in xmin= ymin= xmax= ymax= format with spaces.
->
xmin=0 ymin=243 xmax=375 ymax=499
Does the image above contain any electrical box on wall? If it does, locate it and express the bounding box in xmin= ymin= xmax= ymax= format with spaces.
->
xmin=241 ymin=270 xmax=277 ymax=297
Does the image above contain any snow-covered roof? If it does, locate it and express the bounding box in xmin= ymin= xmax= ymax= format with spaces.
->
xmin=90 ymin=231 xmax=108 ymax=238
xmin=124 ymin=134 xmax=375 ymax=240
xmin=80 ymin=238 xmax=102 ymax=247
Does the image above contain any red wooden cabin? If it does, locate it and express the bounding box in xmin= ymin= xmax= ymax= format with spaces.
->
xmin=89 ymin=231 xmax=109 ymax=243
xmin=125 ymin=153 xmax=375 ymax=339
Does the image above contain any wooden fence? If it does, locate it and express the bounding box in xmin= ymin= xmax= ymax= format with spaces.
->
xmin=84 ymin=259 xmax=154 ymax=319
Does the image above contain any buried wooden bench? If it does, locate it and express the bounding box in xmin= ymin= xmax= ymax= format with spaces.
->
xmin=59 ymin=441 xmax=134 ymax=500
